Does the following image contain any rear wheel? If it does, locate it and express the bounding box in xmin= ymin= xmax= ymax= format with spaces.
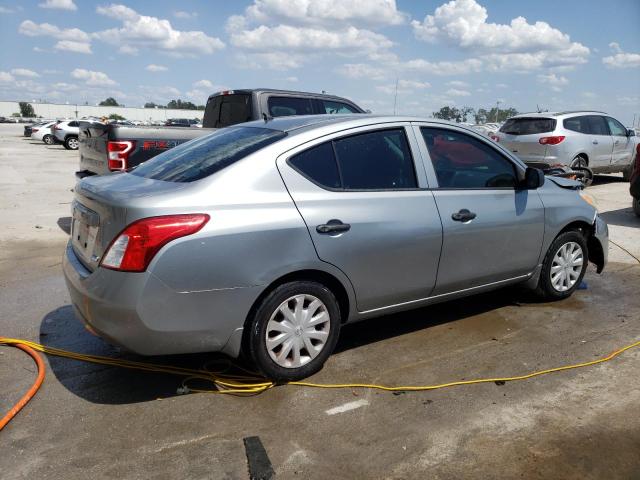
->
xmin=535 ymin=231 xmax=588 ymax=300
xmin=43 ymin=134 xmax=53 ymax=145
xmin=64 ymin=136 xmax=79 ymax=150
xmin=247 ymin=281 xmax=341 ymax=381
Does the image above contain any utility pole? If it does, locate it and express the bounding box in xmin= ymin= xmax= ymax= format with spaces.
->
xmin=495 ymin=100 xmax=501 ymax=122
xmin=393 ymin=77 xmax=399 ymax=115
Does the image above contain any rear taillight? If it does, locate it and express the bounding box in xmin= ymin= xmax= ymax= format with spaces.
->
xmin=107 ymin=140 xmax=136 ymax=171
xmin=32 ymin=128 xmax=39 ymax=133
xmin=490 ymin=134 xmax=499 ymax=142
xmin=101 ymin=214 xmax=210 ymax=272
xmin=539 ymin=136 xmax=565 ymax=145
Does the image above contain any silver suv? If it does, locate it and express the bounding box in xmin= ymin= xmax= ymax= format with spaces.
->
xmin=53 ymin=120 xmax=80 ymax=150
xmin=494 ymin=111 xmax=637 ymax=180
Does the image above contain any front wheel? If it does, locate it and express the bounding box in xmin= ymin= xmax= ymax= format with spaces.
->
xmin=535 ymin=231 xmax=588 ymax=300
xmin=247 ymin=281 xmax=341 ymax=381
xmin=64 ymin=136 xmax=79 ymax=150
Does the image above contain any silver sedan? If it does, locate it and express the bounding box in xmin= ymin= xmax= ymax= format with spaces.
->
xmin=63 ymin=115 xmax=608 ymax=380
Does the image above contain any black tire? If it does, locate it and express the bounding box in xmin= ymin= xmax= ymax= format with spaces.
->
xmin=535 ymin=230 xmax=589 ymax=301
xmin=247 ymin=281 xmax=341 ymax=381
xmin=43 ymin=134 xmax=53 ymax=145
xmin=622 ymin=164 xmax=632 ymax=182
xmin=64 ymin=135 xmax=79 ymax=150
xmin=570 ymin=155 xmax=593 ymax=186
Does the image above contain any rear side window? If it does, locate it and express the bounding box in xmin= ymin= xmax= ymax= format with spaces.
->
xmin=421 ymin=128 xmax=518 ymax=189
xmin=131 ymin=127 xmax=286 ymax=183
xmin=563 ymin=116 xmax=589 ymax=133
xmin=289 ymin=129 xmax=417 ymax=190
xmin=289 ymin=142 xmax=341 ymax=189
xmin=500 ymin=118 xmax=556 ymax=135
xmin=322 ymin=100 xmax=359 ymax=114
xmin=268 ymin=97 xmax=314 ymax=117
xmin=587 ymin=116 xmax=609 ymax=135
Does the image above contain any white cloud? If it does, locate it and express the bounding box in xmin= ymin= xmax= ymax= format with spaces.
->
xmin=71 ymin=68 xmax=117 ymax=86
xmin=403 ymin=58 xmax=483 ymax=76
xmin=236 ymin=51 xmax=307 ymax=70
xmin=11 ymin=68 xmax=40 ymax=78
xmin=285 ymin=76 xmax=298 ymax=82
xmin=602 ymin=42 xmax=640 ymax=69
xmin=19 ymin=20 xmax=90 ymax=42
xmin=537 ymin=73 xmax=569 ymax=91
xmin=0 ymin=5 xmax=22 ymax=13
xmin=55 ymin=40 xmax=92 ymax=54
xmin=146 ymin=64 xmax=168 ymax=72
xmin=94 ymin=4 xmax=225 ymax=56
xmin=39 ymin=0 xmax=77 ymax=10
xmin=445 ymin=88 xmax=471 ymax=97
xmin=230 ymin=25 xmax=392 ymax=54
xmin=51 ymin=82 xmax=78 ymax=91
xmin=238 ymin=0 xmax=407 ymax=27
xmin=0 ymin=71 xmax=15 ymax=83
xmin=447 ymin=80 xmax=469 ymax=88
xmin=185 ymin=80 xmax=225 ymax=103
xmin=399 ymin=80 xmax=431 ymax=89
xmin=174 ymin=11 xmax=197 ymax=19
xmin=193 ymin=79 xmax=214 ymax=89
xmin=376 ymin=79 xmax=431 ymax=95
xmin=340 ymin=63 xmax=387 ymax=80
xmin=411 ymin=0 xmax=589 ymax=70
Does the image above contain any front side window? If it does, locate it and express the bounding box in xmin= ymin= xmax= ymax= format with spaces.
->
xmin=421 ymin=128 xmax=518 ymax=189
xmin=334 ymin=129 xmax=417 ymax=190
xmin=606 ymin=116 xmax=627 ymax=136
xmin=131 ymin=126 xmax=286 ymax=183
xmin=322 ymin=100 xmax=359 ymax=114
xmin=268 ymin=97 xmax=314 ymax=117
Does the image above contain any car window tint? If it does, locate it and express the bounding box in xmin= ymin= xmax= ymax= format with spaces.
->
xmin=421 ymin=127 xmax=518 ymax=189
xmin=268 ymin=97 xmax=314 ymax=117
xmin=563 ymin=116 xmax=589 ymax=133
xmin=322 ymin=100 xmax=359 ymax=114
xmin=131 ymin=126 xmax=286 ymax=182
xmin=499 ymin=118 xmax=556 ymax=135
xmin=68 ymin=121 xmax=79 ymax=127
xmin=217 ymin=94 xmax=252 ymax=128
xmin=334 ymin=129 xmax=417 ymax=190
xmin=586 ymin=116 xmax=609 ymax=135
xmin=606 ymin=116 xmax=627 ymax=136
xmin=289 ymin=142 xmax=341 ymax=189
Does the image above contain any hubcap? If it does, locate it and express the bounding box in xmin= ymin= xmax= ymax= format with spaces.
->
xmin=550 ymin=241 xmax=583 ymax=292
xmin=265 ymin=294 xmax=330 ymax=369
xmin=69 ymin=138 xmax=78 ymax=149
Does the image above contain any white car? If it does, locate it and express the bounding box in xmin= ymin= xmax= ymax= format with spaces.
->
xmin=31 ymin=121 xmax=57 ymax=145
xmin=52 ymin=120 xmax=80 ymax=150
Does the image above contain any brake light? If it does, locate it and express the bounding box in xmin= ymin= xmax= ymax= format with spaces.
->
xmin=107 ymin=140 xmax=136 ymax=171
xmin=539 ymin=136 xmax=565 ymax=145
xmin=32 ymin=128 xmax=39 ymax=133
xmin=101 ymin=214 xmax=210 ymax=272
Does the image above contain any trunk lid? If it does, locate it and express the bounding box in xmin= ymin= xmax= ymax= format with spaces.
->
xmin=498 ymin=117 xmax=557 ymax=163
xmin=71 ymin=173 xmax=193 ymax=272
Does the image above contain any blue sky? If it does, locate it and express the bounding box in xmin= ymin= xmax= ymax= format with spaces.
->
xmin=1 ymin=0 xmax=639 ymax=123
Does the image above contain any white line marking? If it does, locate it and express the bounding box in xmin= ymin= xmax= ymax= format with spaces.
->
xmin=325 ymin=399 xmax=369 ymax=416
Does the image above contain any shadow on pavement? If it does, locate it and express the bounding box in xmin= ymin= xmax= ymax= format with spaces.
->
xmin=599 ymin=207 xmax=640 ymax=228
xmin=40 ymin=287 xmax=521 ymax=405
xmin=591 ymin=174 xmax=626 ymax=186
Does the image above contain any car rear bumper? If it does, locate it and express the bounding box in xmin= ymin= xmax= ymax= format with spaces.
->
xmin=62 ymin=243 xmax=259 ymax=357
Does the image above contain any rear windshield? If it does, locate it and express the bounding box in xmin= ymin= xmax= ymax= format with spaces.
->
xmin=499 ymin=118 xmax=556 ymax=135
xmin=130 ymin=126 xmax=286 ymax=182
xmin=203 ymin=94 xmax=252 ymax=128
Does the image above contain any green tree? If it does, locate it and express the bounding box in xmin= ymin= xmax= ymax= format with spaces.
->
xmin=432 ymin=106 xmax=460 ymax=122
xmin=144 ymin=102 xmax=158 ymax=108
xmin=99 ymin=97 xmax=120 ymax=107
xmin=108 ymin=113 xmax=125 ymax=121
xmin=486 ymin=107 xmax=518 ymax=123
xmin=474 ymin=108 xmax=489 ymax=124
xmin=167 ymin=99 xmax=199 ymax=110
xmin=19 ymin=102 xmax=35 ymax=117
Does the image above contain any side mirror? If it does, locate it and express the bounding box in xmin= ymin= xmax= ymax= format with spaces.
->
xmin=627 ymin=128 xmax=635 ymax=137
xmin=523 ymin=167 xmax=545 ymax=189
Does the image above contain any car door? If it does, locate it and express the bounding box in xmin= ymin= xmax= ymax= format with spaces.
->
xmin=415 ymin=125 xmax=545 ymax=295
xmin=605 ymin=116 xmax=634 ymax=168
xmin=583 ymin=116 xmax=614 ymax=168
xmin=277 ymin=124 xmax=443 ymax=312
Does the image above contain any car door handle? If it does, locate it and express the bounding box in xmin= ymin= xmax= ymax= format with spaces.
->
xmin=592 ymin=140 xmax=598 ymax=144
xmin=316 ymin=219 xmax=351 ymax=234
xmin=451 ymin=209 xmax=477 ymax=222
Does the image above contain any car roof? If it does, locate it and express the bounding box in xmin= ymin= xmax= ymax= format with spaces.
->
xmin=207 ymin=88 xmax=359 ymax=103
xmin=512 ymin=111 xmax=607 ymax=118
xmin=238 ymin=114 xmax=475 ymax=136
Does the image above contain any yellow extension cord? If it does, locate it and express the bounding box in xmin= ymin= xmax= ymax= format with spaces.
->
xmin=1 ymin=336 xmax=639 ymax=395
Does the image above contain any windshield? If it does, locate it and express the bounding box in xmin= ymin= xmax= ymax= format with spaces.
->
xmin=500 ymin=118 xmax=556 ymax=135
xmin=131 ymin=126 xmax=287 ymax=182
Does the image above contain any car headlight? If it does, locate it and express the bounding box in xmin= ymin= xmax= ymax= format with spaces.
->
xmin=579 ymin=190 xmax=598 ymax=210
